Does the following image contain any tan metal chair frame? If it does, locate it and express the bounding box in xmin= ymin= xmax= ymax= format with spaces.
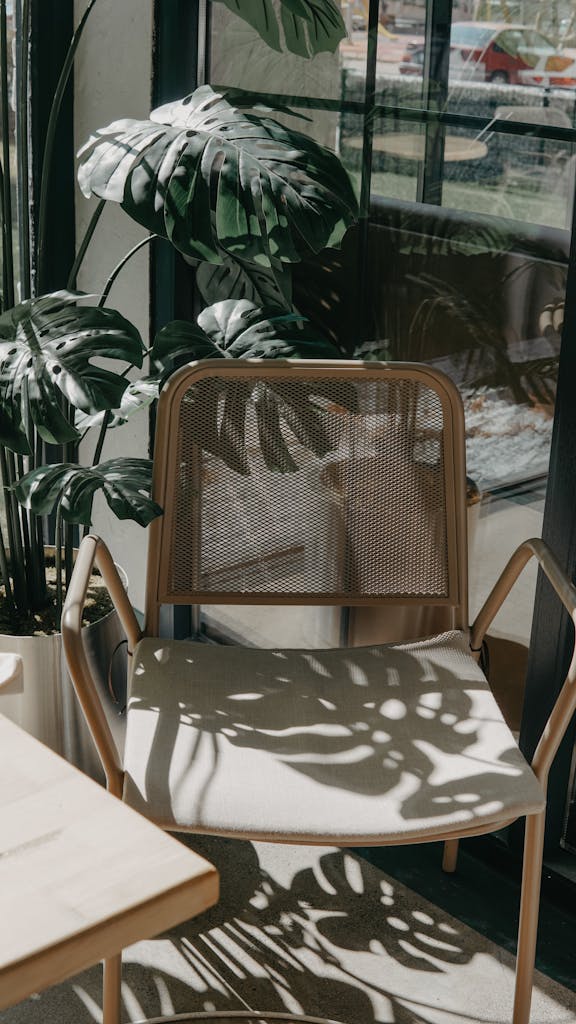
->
xmin=61 ymin=360 xmax=576 ymax=1024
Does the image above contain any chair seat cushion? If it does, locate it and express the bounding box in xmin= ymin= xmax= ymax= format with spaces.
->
xmin=122 ymin=630 xmax=545 ymax=843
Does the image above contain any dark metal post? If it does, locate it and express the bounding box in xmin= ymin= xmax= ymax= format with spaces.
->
xmin=417 ymin=0 xmax=453 ymax=206
xmin=152 ymin=0 xmax=203 ymax=638
xmin=519 ymin=190 xmax=576 ymax=851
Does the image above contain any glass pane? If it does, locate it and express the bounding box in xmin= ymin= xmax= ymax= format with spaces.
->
xmin=442 ymin=112 xmax=575 ymax=228
xmin=209 ymin=3 xmax=343 ymax=140
xmin=360 ymin=4 xmax=573 ymax=768
xmin=341 ymin=115 xmax=422 ymax=203
xmin=206 ymin=4 xmax=574 ymax=851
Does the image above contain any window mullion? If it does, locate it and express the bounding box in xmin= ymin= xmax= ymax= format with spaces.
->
xmin=418 ymin=0 xmax=453 ymax=206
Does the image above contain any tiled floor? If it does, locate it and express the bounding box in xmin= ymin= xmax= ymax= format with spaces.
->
xmin=2 ymin=835 xmax=575 ymax=1024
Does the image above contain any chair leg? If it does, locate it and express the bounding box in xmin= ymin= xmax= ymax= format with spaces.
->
xmin=512 ymin=811 xmax=546 ymax=1024
xmin=442 ymin=838 xmax=459 ymax=873
xmin=103 ymin=953 xmax=122 ymax=1024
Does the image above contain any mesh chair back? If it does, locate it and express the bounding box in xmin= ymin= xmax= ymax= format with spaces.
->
xmin=145 ymin=360 xmax=468 ymax=629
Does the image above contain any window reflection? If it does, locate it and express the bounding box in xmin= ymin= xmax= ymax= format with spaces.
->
xmin=206 ymin=0 xmax=576 ymax=858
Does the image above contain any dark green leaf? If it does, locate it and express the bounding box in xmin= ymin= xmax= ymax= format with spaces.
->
xmin=151 ymin=320 xmax=221 ymax=373
xmin=215 ymin=0 xmax=281 ymax=51
xmin=197 ymin=299 xmax=342 ymax=359
xmin=164 ymin=300 xmax=351 ymax=474
xmin=15 ymin=458 xmax=162 ymax=527
xmin=213 ymin=0 xmax=346 ymax=56
xmin=196 ymin=253 xmax=292 ymax=311
xmin=0 ymin=291 xmax=144 ymax=446
xmin=75 ymin=377 xmax=161 ymax=431
xmin=152 ymin=302 xmax=353 ymax=475
xmin=77 ymin=87 xmax=358 ymax=267
xmin=0 ymin=402 xmax=30 ymax=455
xmin=280 ymin=0 xmax=346 ymax=57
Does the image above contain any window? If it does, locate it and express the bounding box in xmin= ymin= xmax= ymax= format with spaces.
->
xmin=191 ymin=0 xmax=576 ymax=870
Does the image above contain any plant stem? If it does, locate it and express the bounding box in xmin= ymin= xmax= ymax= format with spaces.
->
xmin=16 ymin=0 xmax=31 ymax=298
xmin=0 ymin=448 xmax=27 ymax=611
xmin=0 ymin=158 xmax=7 ymax=312
xmin=67 ymin=198 xmax=105 ymax=290
xmin=64 ymin=427 xmax=75 ymax=585
xmin=65 ymin=523 xmax=74 ymax=586
xmin=54 ymin=503 xmax=63 ymax=626
xmin=16 ymin=453 xmax=32 ymax=592
xmin=98 ymin=234 xmax=158 ymax=308
xmin=20 ymin=377 xmax=46 ymax=609
xmin=91 ymin=410 xmax=111 ymax=469
xmin=85 ymin=233 xmax=159 ymax=498
xmin=0 ymin=520 xmax=15 ymax=617
xmin=0 ymin=0 xmax=15 ymax=310
xmin=37 ymin=0 xmax=100 ymax=291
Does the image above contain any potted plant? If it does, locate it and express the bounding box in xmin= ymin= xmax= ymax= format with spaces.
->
xmin=0 ymin=1 xmax=358 ymax=765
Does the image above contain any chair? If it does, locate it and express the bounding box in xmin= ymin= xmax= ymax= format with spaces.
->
xmin=62 ymin=358 xmax=576 ymax=1024
xmin=492 ymin=105 xmax=574 ymax=196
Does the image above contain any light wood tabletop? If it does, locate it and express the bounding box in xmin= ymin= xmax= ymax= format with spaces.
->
xmin=0 ymin=714 xmax=219 ymax=1013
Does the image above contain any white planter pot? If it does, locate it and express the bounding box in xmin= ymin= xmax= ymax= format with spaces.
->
xmin=0 ymin=566 xmax=127 ymax=781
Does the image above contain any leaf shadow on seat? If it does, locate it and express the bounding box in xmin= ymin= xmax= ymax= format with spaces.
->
xmin=129 ymin=640 xmax=529 ymax=829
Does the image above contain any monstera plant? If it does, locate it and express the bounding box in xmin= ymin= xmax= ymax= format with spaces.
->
xmin=0 ymin=0 xmax=357 ymax=630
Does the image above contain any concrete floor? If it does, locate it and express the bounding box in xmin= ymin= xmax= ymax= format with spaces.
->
xmin=2 ymin=834 xmax=575 ymax=1024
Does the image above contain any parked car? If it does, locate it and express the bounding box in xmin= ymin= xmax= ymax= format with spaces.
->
xmin=399 ymin=21 xmax=576 ymax=86
xmin=517 ymin=52 xmax=576 ymax=88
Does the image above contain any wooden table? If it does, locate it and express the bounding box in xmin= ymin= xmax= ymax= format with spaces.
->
xmin=0 ymin=714 xmax=219 ymax=1021
xmin=345 ymin=131 xmax=488 ymax=162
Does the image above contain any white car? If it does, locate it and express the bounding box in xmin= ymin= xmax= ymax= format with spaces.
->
xmin=518 ymin=52 xmax=576 ymax=88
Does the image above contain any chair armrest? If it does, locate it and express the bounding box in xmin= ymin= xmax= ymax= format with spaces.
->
xmin=61 ymin=535 xmax=143 ymax=795
xmin=470 ymin=537 xmax=576 ymax=788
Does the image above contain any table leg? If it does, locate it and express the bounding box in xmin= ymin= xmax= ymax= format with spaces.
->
xmin=103 ymin=953 xmax=122 ymax=1024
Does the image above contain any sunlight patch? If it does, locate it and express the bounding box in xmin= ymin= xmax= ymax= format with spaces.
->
xmin=379 ymin=698 xmax=406 ymax=720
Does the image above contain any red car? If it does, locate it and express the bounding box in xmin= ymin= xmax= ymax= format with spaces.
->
xmin=400 ymin=22 xmax=575 ymax=85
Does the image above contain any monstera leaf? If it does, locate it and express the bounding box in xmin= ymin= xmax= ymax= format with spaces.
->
xmin=0 ymin=292 xmax=143 ymax=451
xmin=15 ymin=458 xmax=161 ymax=527
xmin=77 ymin=86 xmax=358 ymax=267
xmin=154 ymin=299 xmax=341 ymax=362
xmin=196 ymin=252 xmax=293 ymax=311
xmin=75 ymin=378 xmax=162 ymax=432
xmin=152 ymin=300 xmax=357 ymax=473
xmin=215 ymin=0 xmax=346 ymax=57
xmin=74 ymin=318 xmax=207 ymax=432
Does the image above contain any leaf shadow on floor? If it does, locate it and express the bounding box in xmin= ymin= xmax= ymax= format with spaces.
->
xmin=3 ymin=836 xmax=507 ymax=1024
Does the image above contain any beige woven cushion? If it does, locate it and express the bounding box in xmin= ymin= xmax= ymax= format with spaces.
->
xmin=122 ymin=630 xmax=545 ymax=843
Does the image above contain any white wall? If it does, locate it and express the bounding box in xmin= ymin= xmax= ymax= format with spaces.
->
xmin=74 ymin=0 xmax=154 ymax=611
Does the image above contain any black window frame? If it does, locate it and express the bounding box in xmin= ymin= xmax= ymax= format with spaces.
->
xmin=28 ymin=0 xmax=76 ymax=296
